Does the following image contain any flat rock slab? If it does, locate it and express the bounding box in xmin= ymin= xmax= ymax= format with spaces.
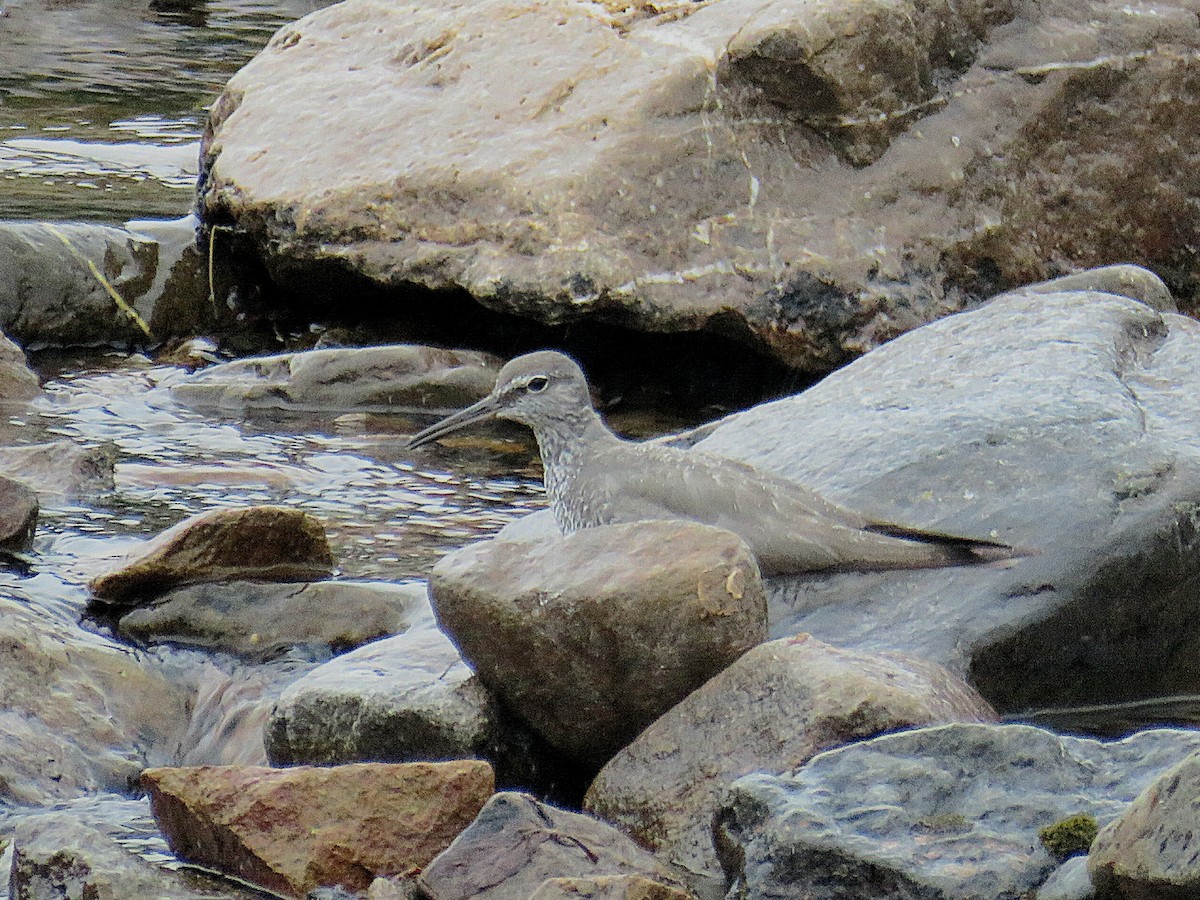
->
xmin=529 ymin=875 xmax=693 ymax=900
xmin=89 ymin=505 xmax=334 ymax=607
xmin=142 ymin=760 xmax=495 ymax=898
xmin=715 ymin=723 xmax=1200 ymax=900
xmin=1090 ymin=750 xmax=1200 ymax=897
xmin=201 ymin=0 xmax=1200 ymax=370
xmin=117 ymin=579 xmax=428 ymax=660
xmin=419 ymin=792 xmax=690 ymax=900
xmin=430 ymin=520 xmax=765 ymax=768
xmin=171 ymin=344 xmax=501 ymax=413
xmin=586 ymin=634 xmax=997 ymax=878
xmin=676 ymin=286 xmax=1200 ymax=713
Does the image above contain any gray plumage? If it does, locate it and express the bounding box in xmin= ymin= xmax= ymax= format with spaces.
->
xmin=407 ymin=350 xmax=1013 ymax=575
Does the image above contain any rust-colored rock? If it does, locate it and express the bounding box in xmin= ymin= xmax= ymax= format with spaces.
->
xmin=142 ymin=760 xmax=495 ymax=898
xmin=89 ymin=505 xmax=334 ymax=607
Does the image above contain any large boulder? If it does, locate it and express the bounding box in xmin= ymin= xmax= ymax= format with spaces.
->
xmin=654 ymin=283 xmax=1200 ymax=715
xmin=585 ymin=634 xmax=997 ymax=878
xmin=430 ymin=519 xmax=765 ymax=767
xmin=714 ymin=723 xmax=1200 ymax=899
xmin=200 ymin=0 xmax=1200 ymax=370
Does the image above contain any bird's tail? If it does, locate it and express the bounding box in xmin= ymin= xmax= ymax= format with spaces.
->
xmin=862 ymin=523 xmax=1027 ymax=566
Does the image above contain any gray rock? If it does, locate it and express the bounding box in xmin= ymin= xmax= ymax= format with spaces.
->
xmin=419 ymin=792 xmax=689 ymax=900
xmin=715 ymin=723 xmax=1200 ymax=900
xmin=0 ymin=440 xmax=117 ymax=497
xmin=201 ymin=0 xmax=1199 ymax=373
xmin=171 ymin=344 xmax=502 ymax=413
xmin=586 ymin=634 xmax=997 ymax=878
xmin=1088 ymin=749 xmax=1200 ymax=898
xmin=528 ymin=875 xmax=694 ymax=900
xmin=676 ymin=287 xmax=1200 ymax=714
xmin=1037 ymin=856 xmax=1095 ymax=900
xmin=89 ymin=505 xmax=335 ymax=607
xmin=430 ymin=520 xmax=766 ymax=767
xmin=0 ymin=217 xmax=222 ymax=348
xmin=0 ymin=328 xmax=39 ymax=403
xmin=117 ymin=579 xmax=427 ymax=660
xmin=8 ymin=810 xmax=243 ymax=900
xmin=0 ymin=474 xmax=37 ymax=549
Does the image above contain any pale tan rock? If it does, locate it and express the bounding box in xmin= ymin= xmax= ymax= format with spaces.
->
xmin=0 ymin=329 xmax=40 ymax=402
xmin=0 ymin=440 xmax=116 ymax=497
xmin=529 ymin=875 xmax=693 ymax=900
xmin=142 ymin=760 xmax=495 ymax=898
xmin=585 ymin=633 xmax=997 ymax=877
xmin=430 ymin=520 xmax=766 ymax=767
xmin=88 ymin=505 xmax=334 ymax=607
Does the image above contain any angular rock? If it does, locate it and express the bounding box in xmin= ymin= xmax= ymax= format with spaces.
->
xmin=89 ymin=505 xmax=334 ymax=607
xmin=0 ymin=440 xmax=117 ymax=497
xmin=674 ymin=287 xmax=1200 ymax=716
xmin=0 ymin=328 xmax=40 ymax=403
xmin=0 ymin=475 xmax=37 ymax=549
xmin=529 ymin=875 xmax=693 ymax=900
xmin=171 ymin=344 xmax=502 ymax=413
xmin=585 ymin=634 xmax=997 ymax=878
xmin=8 ymin=810 xmax=246 ymax=900
xmin=430 ymin=520 xmax=766 ymax=767
xmin=419 ymin=792 xmax=689 ymax=900
xmin=117 ymin=579 xmax=427 ymax=660
xmin=142 ymin=760 xmax=495 ymax=898
xmin=714 ymin=723 xmax=1200 ymax=900
xmin=202 ymin=0 xmax=1200 ymax=372
xmin=1038 ymin=857 xmax=1096 ymax=900
xmin=1089 ymin=750 xmax=1200 ymax=898
xmin=0 ymin=594 xmax=190 ymax=806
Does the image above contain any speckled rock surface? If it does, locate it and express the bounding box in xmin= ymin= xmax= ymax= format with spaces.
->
xmin=201 ymin=0 xmax=1200 ymax=369
xmin=715 ymin=723 xmax=1200 ymax=900
xmin=585 ymin=634 xmax=997 ymax=878
xmin=1089 ymin=750 xmax=1200 ymax=899
xmin=430 ymin=520 xmax=765 ymax=767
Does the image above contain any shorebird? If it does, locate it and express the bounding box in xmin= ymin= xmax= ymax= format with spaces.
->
xmin=407 ymin=350 xmax=1014 ymax=575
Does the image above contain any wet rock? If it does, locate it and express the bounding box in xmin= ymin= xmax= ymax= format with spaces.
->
xmin=202 ymin=0 xmax=1199 ymax=372
xmin=1089 ymin=750 xmax=1200 ymax=898
xmin=117 ymin=579 xmax=426 ymax=660
xmin=714 ymin=723 xmax=1200 ymax=900
xmin=585 ymin=634 xmax=997 ymax=878
xmin=265 ymin=605 xmax=554 ymax=791
xmin=1039 ymin=856 xmax=1096 ymax=900
xmin=8 ymin=810 xmax=241 ymax=900
xmin=142 ymin=760 xmax=494 ymax=898
xmin=171 ymin=344 xmax=502 ymax=412
xmin=529 ymin=875 xmax=693 ymax=900
xmin=0 ymin=475 xmax=37 ymax=549
xmin=89 ymin=505 xmax=334 ymax=608
xmin=0 ymin=595 xmax=190 ymax=806
xmin=430 ymin=520 xmax=766 ymax=768
xmin=0 ymin=328 xmax=39 ymax=403
xmin=0 ymin=440 xmax=117 ymax=497
xmin=0 ymin=217 xmax=222 ymax=348
xmin=671 ymin=286 xmax=1200 ymax=715
xmin=419 ymin=792 xmax=689 ymax=900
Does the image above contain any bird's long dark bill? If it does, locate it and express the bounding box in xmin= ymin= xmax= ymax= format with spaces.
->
xmin=406 ymin=395 xmax=502 ymax=450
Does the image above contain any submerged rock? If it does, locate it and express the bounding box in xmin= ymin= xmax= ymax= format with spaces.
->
xmin=143 ymin=760 xmax=494 ymax=898
xmin=715 ymin=723 xmax=1200 ymax=899
xmin=0 ymin=440 xmax=117 ymax=497
xmin=117 ymin=579 xmax=426 ymax=660
xmin=1089 ymin=750 xmax=1200 ymax=898
xmin=419 ymin=792 xmax=690 ymax=900
xmin=201 ymin=0 xmax=1200 ymax=369
xmin=89 ymin=505 xmax=334 ymax=608
xmin=586 ymin=634 xmax=997 ymax=878
xmin=669 ymin=284 xmax=1200 ymax=716
xmin=171 ymin=344 xmax=502 ymax=413
xmin=430 ymin=520 xmax=766 ymax=768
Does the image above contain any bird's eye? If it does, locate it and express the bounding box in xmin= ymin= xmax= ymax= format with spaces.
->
xmin=526 ymin=376 xmax=549 ymax=393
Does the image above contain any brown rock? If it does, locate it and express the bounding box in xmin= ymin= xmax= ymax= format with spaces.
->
xmin=529 ymin=875 xmax=693 ymax=900
xmin=142 ymin=760 xmax=495 ymax=898
xmin=419 ymin=792 xmax=689 ymax=900
xmin=0 ymin=474 xmax=37 ymax=549
xmin=1088 ymin=750 xmax=1200 ymax=899
xmin=0 ymin=329 xmax=40 ymax=403
xmin=89 ymin=505 xmax=334 ymax=607
xmin=585 ymin=634 xmax=998 ymax=877
xmin=0 ymin=440 xmax=117 ymax=497
xmin=430 ymin=520 xmax=766 ymax=768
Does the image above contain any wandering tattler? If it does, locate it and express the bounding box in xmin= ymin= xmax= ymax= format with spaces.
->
xmin=407 ymin=351 xmax=1014 ymax=574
